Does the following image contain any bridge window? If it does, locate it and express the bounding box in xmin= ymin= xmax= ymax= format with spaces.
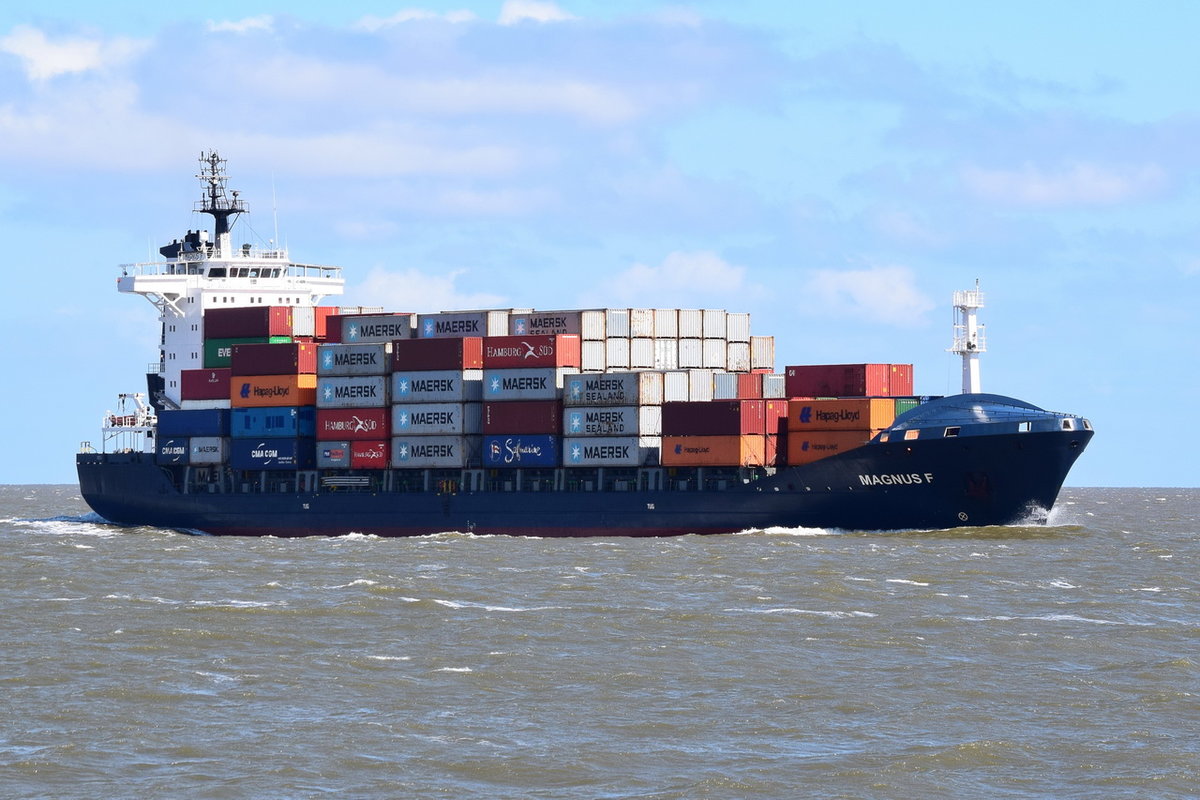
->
xmin=944 ymin=426 xmax=960 ymax=437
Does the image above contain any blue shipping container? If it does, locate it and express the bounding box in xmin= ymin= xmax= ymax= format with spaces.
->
xmin=156 ymin=437 xmax=190 ymax=465
xmin=157 ymin=409 xmax=230 ymax=437
xmin=482 ymin=434 xmax=560 ymax=468
xmin=230 ymin=438 xmax=316 ymax=470
xmin=231 ymin=406 xmax=316 ymax=438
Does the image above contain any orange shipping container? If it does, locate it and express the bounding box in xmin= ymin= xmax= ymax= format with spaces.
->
xmin=661 ymin=434 xmax=766 ymax=467
xmin=230 ymin=374 xmax=318 ymax=408
xmin=785 ymin=429 xmax=880 ymax=465
xmin=786 ymin=397 xmax=895 ymax=431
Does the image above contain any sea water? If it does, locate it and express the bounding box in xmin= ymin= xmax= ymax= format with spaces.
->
xmin=2 ymin=485 xmax=1196 ymax=799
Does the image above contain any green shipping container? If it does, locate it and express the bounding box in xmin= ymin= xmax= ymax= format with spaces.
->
xmin=894 ymin=397 xmax=921 ymax=416
xmin=204 ymin=336 xmax=292 ymax=368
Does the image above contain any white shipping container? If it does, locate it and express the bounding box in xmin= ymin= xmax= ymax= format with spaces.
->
xmin=653 ymin=338 xmax=679 ymax=370
xmin=762 ymin=374 xmax=786 ymax=399
xmin=317 ymin=375 xmax=389 ymax=408
xmin=189 ymin=436 xmax=227 ymax=465
xmin=563 ymin=436 xmax=651 ymax=468
xmin=581 ymin=340 xmax=607 ymax=372
xmin=180 ymin=399 xmax=232 ymax=410
xmin=689 ymin=369 xmax=715 ymax=401
xmin=605 ymin=337 xmax=630 ymax=369
xmin=563 ymin=371 xmax=664 ymax=407
xmin=654 ymin=309 xmax=678 ymax=338
xmin=639 ymin=405 xmax=662 ymax=436
xmin=483 ymin=367 xmax=578 ymax=401
xmin=726 ymin=312 xmax=751 ymax=343
xmin=342 ymin=314 xmax=412 ymax=344
xmin=629 ymin=308 xmax=655 ymax=338
xmin=392 ymin=435 xmax=482 ymax=468
xmin=702 ymin=309 xmax=727 ymax=339
xmin=663 ymin=371 xmax=690 ymax=402
xmin=727 ymin=342 xmax=751 ymax=373
xmin=678 ymin=338 xmax=703 ymax=369
xmin=750 ymin=336 xmax=775 ymax=371
xmin=630 ymin=338 xmax=654 ymax=369
xmin=702 ymin=338 xmax=728 ymax=369
xmin=563 ymin=406 xmax=639 ymax=437
xmin=392 ymin=402 xmax=481 ymax=435
xmin=678 ymin=309 xmax=704 ymax=339
xmin=391 ymin=369 xmax=483 ymax=403
xmin=318 ymin=342 xmax=392 ymax=376
xmin=713 ymin=372 xmax=740 ymax=400
xmin=293 ymin=306 xmax=315 ymax=338
xmin=605 ymin=308 xmax=630 ymax=338
xmin=639 ymin=435 xmax=662 ymax=465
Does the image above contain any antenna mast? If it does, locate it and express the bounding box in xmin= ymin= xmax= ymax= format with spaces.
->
xmin=950 ymin=279 xmax=986 ymax=394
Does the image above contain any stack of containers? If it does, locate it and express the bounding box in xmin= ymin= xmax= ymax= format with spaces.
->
xmin=660 ymin=399 xmax=775 ymax=467
xmin=561 ymin=371 xmax=663 ymax=468
xmin=315 ymin=341 xmax=394 ymax=469
xmin=783 ymin=397 xmax=896 ymax=465
xmin=389 ymin=337 xmax=484 ymax=469
xmin=509 ymin=311 xmax=607 ymax=372
xmin=480 ymin=334 xmax=581 ymax=469
xmin=228 ymin=341 xmax=319 ymax=470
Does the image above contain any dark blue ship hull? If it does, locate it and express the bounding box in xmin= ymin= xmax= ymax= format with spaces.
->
xmin=77 ymin=397 xmax=1092 ymax=536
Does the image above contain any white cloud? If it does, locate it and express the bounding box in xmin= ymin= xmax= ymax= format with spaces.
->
xmin=349 ymin=266 xmax=506 ymax=312
xmin=498 ymin=0 xmax=577 ymax=25
xmin=355 ymin=9 xmax=478 ymax=31
xmin=206 ymin=16 xmax=275 ymax=34
xmin=0 ymin=25 xmax=145 ymax=81
xmin=593 ymin=251 xmax=757 ymax=306
xmin=961 ymin=161 xmax=1167 ymax=207
xmin=807 ymin=265 xmax=933 ymax=326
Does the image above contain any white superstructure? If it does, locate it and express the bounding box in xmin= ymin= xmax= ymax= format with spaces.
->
xmin=117 ymin=151 xmax=344 ymax=408
xmin=949 ymin=279 xmax=986 ymax=394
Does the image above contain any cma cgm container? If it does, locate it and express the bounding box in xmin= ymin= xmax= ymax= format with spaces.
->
xmin=483 ymin=400 xmax=562 ymax=435
xmin=340 ymin=313 xmax=412 ymax=344
xmin=786 ymin=398 xmax=896 ymax=431
xmin=315 ymin=408 xmax=390 ymax=440
xmin=231 ymin=374 xmax=318 ymax=408
xmin=483 ymin=434 xmax=560 ymax=468
xmin=785 ymin=430 xmax=879 ymax=466
xmin=661 ymin=434 xmax=766 ymax=467
xmin=181 ymin=368 xmax=231 ymax=401
xmin=157 ymin=408 xmax=230 ymax=437
xmin=393 ymin=403 xmax=482 ymax=435
xmin=317 ymin=342 xmax=392 ymax=376
xmin=563 ymin=406 xmax=639 ymax=437
xmin=350 ymin=440 xmax=390 ymax=470
xmin=482 ymin=335 xmax=581 ymax=369
xmin=784 ymin=364 xmax=913 ymax=398
xmin=231 ymin=406 xmax=317 ymax=438
xmin=229 ymin=438 xmax=316 ymax=470
xmin=563 ymin=436 xmax=651 ymax=467
xmin=316 ymin=375 xmax=389 ymax=408
xmin=391 ymin=370 xmax=483 ymax=403
xmin=392 ymin=435 xmax=482 ymax=468
xmin=416 ymin=310 xmax=511 ymax=339
xmin=662 ymin=400 xmax=766 ymax=436
xmin=205 ymin=306 xmax=294 ymax=339
xmin=563 ymin=371 xmax=664 ymax=407
xmin=156 ymin=437 xmax=190 ymax=465
xmin=391 ymin=337 xmax=483 ymax=371
xmin=230 ymin=342 xmax=317 ymax=376
xmin=483 ymin=368 xmax=578 ymax=401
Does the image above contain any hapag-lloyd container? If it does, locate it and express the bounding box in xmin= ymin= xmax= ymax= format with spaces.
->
xmin=662 ymin=400 xmax=767 ymax=436
xmin=350 ymin=440 xmax=390 ymax=470
xmin=204 ymin=306 xmax=293 ymax=339
xmin=392 ymin=435 xmax=482 ymax=468
xmin=188 ymin=436 xmax=227 ymax=465
xmin=508 ymin=310 xmax=605 ymax=338
xmin=391 ymin=338 xmax=483 ymax=371
xmin=786 ymin=398 xmax=896 ymax=431
xmin=318 ymin=343 xmax=392 ymax=376
xmin=231 ymin=374 xmax=317 ymax=408
xmin=340 ymin=313 xmax=413 ymax=344
xmin=483 ymin=400 xmax=562 ymax=435
xmin=231 ymin=406 xmax=317 ymax=438
xmin=563 ymin=406 xmax=639 ymax=437
xmin=391 ymin=370 xmax=483 ymax=403
xmin=157 ymin=409 xmax=230 ymax=437
xmin=563 ymin=436 xmax=650 ymax=467
xmin=317 ymin=441 xmax=351 ymax=468
xmin=417 ymin=310 xmax=514 ymax=339
xmin=316 ymin=408 xmax=390 ymax=440
xmin=483 ymin=434 xmax=560 ymax=468
xmin=181 ymin=368 xmax=231 ymax=401
xmin=231 ymin=342 xmax=317 ymax=376
xmin=483 ymin=368 xmax=578 ymax=401
xmin=661 ymin=434 xmax=767 ymax=467
xmin=316 ymin=375 xmax=389 ymax=408
xmin=482 ymin=335 xmax=581 ymax=369
xmin=392 ymin=402 xmax=482 ymax=435
xmin=229 ymin=437 xmax=316 ymax=470
xmin=785 ymin=429 xmax=879 ymax=465
xmin=563 ymin=371 xmax=664 ymax=407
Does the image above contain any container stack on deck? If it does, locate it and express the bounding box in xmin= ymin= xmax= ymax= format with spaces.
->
xmin=389 ymin=335 xmax=484 ymax=469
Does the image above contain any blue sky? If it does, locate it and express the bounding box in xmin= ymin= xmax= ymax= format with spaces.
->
xmin=1 ymin=1 xmax=1196 ymax=486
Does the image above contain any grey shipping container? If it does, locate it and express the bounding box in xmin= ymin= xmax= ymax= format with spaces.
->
xmin=391 ymin=369 xmax=483 ymax=403
xmin=392 ymin=402 xmax=482 ymax=435
xmin=417 ymin=310 xmax=514 ymax=339
xmin=392 ymin=435 xmax=482 ymax=468
xmin=563 ymin=371 xmax=664 ymax=407
xmin=563 ymin=406 xmax=639 ymax=437
xmin=342 ymin=314 xmax=413 ymax=344
xmin=482 ymin=367 xmax=578 ymax=401
xmin=605 ymin=309 xmax=630 ymax=338
xmin=762 ymin=374 xmax=786 ymax=398
xmin=317 ymin=375 xmax=389 ymax=408
xmin=563 ymin=436 xmax=650 ymax=468
xmin=318 ymin=343 xmax=392 ymax=376
xmin=714 ymin=372 xmax=740 ymax=400
xmin=189 ymin=436 xmax=227 ymax=465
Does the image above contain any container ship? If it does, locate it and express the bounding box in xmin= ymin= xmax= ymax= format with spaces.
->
xmin=76 ymin=153 xmax=1093 ymax=537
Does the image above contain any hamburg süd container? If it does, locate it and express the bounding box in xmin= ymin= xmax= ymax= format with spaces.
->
xmin=181 ymin=368 xmax=231 ymax=401
xmin=316 ymin=375 xmax=389 ymax=408
xmin=785 ymin=398 xmax=896 ymax=431
xmin=563 ymin=406 xmax=639 ymax=437
xmin=392 ymin=435 xmax=482 ymax=468
xmin=341 ymin=313 xmax=412 ymax=344
xmin=231 ymin=406 xmax=317 ymax=438
xmin=482 ymin=334 xmax=582 ymax=369
xmin=316 ymin=408 xmax=390 ymax=441
xmin=318 ymin=342 xmax=392 ymax=376
xmin=391 ymin=370 xmax=483 ymax=403
xmin=483 ymin=368 xmax=578 ymax=401
xmin=391 ymin=337 xmax=484 ymax=371
xmin=482 ymin=400 xmax=562 ymax=435
xmin=563 ymin=371 xmax=664 ymax=407
xmin=230 ymin=342 xmax=317 ymax=376
xmin=660 ymin=434 xmax=766 ymax=467
xmin=483 ymin=434 xmax=560 ymax=468
xmin=393 ymin=402 xmax=482 ymax=436
xmin=230 ymin=374 xmax=317 ymax=408
xmin=350 ymin=440 xmax=390 ymax=470
xmin=784 ymin=429 xmax=879 ymax=465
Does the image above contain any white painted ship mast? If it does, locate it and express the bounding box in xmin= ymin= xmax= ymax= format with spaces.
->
xmin=950 ymin=279 xmax=986 ymax=394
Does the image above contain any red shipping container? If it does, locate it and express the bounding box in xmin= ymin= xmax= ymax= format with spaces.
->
xmin=316 ymin=408 xmax=390 ymax=440
xmin=482 ymin=400 xmax=562 ymax=434
xmin=181 ymin=368 xmax=231 ymax=400
xmin=890 ymin=364 xmax=914 ymax=396
xmin=204 ymin=306 xmax=293 ymax=339
xmin=737 ymin=373 xmax=763 ymax=399
xmin=315 ymin=307 xmax=338 ymax=341
xmin=350 ymin=440 xmax=390 ymax=469
xmin=765 ymin=399 xmax=789 ymax=436
xmin=784 ymin=364 xmax=894 ymax=397
xmin=482 ymin=335 xmax=581 ymax=369
xmin=661 ymin=400 xmax=766 ymax=436
xmin=391 ymin=337 xmax=484 ymax=371
xmin=231 ymin=343 xmax=318 ymax=376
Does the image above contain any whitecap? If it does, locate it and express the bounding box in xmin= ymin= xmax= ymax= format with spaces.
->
xmin=886 ymin=579 xmax=930 ymax=587
xmin=437 ymin=667 xmax=473 ymax=673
